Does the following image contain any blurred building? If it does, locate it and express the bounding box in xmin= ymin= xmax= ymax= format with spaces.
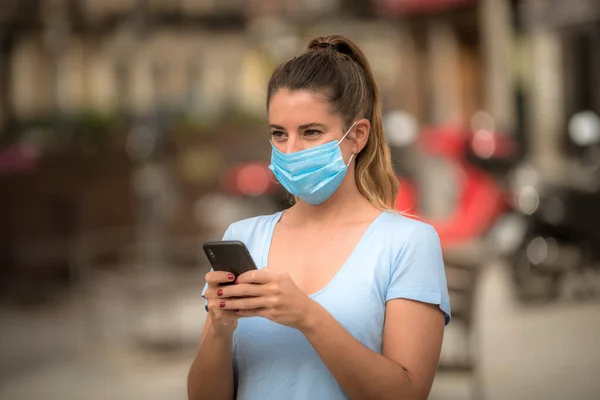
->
xmin=1 ymin=0 xmax=248 ymax=123
xmin=0 ymin=0 xmax=406 ymax=124
xmin=521 ymin=0 xmax=600 ymax=172
xmin=2 ymin=0 xmax=598 ymax=138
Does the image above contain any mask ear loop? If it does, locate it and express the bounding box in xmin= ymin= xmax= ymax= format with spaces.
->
xmin=346 ymin=153 xmax=355 ymax=167
xmin=338 ymin=120 xmax=358 ymax=167
xmin=338 ymin=120 xmax=358 ymax=144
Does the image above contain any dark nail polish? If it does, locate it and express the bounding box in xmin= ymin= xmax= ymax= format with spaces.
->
xmin=217 ymin=289 xmax=223 ymax=296
xmin=219 ymin=301 xmax=226 ymax=308
xmin=228 ymin=274 xmax=235 ymax=280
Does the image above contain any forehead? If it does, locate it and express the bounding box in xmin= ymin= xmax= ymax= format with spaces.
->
xmin=268 ymin=89 xmax=340 ymax=126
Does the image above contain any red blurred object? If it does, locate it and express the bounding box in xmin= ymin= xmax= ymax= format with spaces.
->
xmin=395 ymin=125 xmax=507 ymax=248
xmin=470 ymin=129 xmax=517 ymax=159
xmin=419 ymin=124 xmax=465 ymax=156
xmin=0 ymin=145 xmax=38 ymax=175
xmin=223 ymin=162 xmax=278 ymax=196
xmin=373 ymin=0 xmax=477 ymax=16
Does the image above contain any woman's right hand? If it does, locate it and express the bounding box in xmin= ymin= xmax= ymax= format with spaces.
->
xmin=204 ymin=271 xmax=239 ymax=336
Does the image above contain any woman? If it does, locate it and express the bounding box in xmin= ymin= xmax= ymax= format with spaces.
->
xmin=188 ymin=35 xmax=451 ymax=400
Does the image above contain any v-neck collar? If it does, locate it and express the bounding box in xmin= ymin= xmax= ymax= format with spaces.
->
xmin=260 ymin=210 xmax=387 ymax=298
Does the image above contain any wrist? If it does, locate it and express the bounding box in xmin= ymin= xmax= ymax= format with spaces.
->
xmin=207 ymin=321 xmax=235 ymax=342
xmin=298 ymin=299 xmax=325 ymax=335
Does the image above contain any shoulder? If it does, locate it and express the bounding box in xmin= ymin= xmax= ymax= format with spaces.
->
xmin=380 ymin=212 xmax=451 ymax=324
xmin=378 ymin=211 xmax=440 ymax=249
xmin=226 ymin=211 xmax=282 ymax=239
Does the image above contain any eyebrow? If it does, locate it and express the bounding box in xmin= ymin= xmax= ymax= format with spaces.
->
xmin=269 ymin=123 xmax=327 ymax=130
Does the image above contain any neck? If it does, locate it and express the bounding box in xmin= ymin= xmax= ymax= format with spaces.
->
xmin=287 ymin=173 xmax=378 ymax=227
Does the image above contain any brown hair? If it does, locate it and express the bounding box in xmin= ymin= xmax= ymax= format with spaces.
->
xmin=266 ymin=35 xmax=398 ymax=210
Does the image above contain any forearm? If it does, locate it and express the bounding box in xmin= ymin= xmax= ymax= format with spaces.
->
xmin=187 ymin=325 xmax=235 ymax=400
xmin=301 ymin=302 xmax=415 ymax=400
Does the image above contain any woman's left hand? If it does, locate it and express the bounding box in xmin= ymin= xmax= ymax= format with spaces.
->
xmin=216 ymin=268 xmax=314 ymax=330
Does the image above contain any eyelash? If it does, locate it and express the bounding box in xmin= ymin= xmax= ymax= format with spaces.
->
xmin=304 ymin=130 xmax=322 ymax=137
xmin=270 ymin=130 xmax=323 ymax=140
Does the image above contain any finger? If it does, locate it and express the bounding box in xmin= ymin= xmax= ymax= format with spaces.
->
xmin=207 ymin=302 xmax=240 ymax=315
xmin=205 ymin=271 xmax=236 ymax=286
xmin=218 ymin=283 xmax=265 ymax=299
xmin=220 ymin=296 xmax=268 ymax=310
xmin=236 ymin=308 xmax=267 ymax=318
xmin=236 ymin=269 xmax=272 ymax=285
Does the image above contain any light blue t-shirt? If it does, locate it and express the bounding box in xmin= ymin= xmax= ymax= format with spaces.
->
xmin=202 ymin=210 xmax=451 ymax=400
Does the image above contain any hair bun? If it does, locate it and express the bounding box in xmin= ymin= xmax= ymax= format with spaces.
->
xmin=317 ymin=42 xmax=334 ymax=49
xmin=313 ymin=41 xmax=352 ymax=57
xmin=314 ymin=42 xmax=340 ymax=53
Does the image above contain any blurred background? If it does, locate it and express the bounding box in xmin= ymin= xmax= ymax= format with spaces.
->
xmin=0 ymin=0 xmax=599 ymax=399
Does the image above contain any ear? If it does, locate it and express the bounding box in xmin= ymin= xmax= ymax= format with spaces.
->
xmin=350 ymin=118 xmax=370 ymax=154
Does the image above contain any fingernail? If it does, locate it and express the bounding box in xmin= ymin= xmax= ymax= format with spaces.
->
xmin=235 ymin=278 xmax=239 ymax=284
xmin=219 ymin=301 xmax=226 ymax=308
xmin=228 ymin=274 xmax=235 ymax=281
xmin=217 ymin=289 xmax=223 ymax=296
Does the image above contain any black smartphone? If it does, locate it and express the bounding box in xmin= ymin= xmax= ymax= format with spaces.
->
xmin=202 ymin=240 xmax=258 ymax=284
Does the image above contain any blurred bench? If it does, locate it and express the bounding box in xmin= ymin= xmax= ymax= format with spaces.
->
xmin=437 ymin=242 xmax=486 ymax=400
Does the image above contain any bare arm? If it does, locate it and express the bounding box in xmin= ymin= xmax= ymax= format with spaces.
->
xmin=301 ymin=298 xmax=444 ymax=400
xmin=187 ymin=316 xmax=234 ymax=400
xmin=188 ymin=271 xmax=239 ymax=400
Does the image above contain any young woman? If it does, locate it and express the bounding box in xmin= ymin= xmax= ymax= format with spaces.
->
xmin=188 ymin=35 xmax=451 ymax=400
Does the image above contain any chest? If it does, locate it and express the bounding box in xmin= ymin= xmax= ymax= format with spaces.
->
xmin=266 ymin=223 xmax=371 ymax=296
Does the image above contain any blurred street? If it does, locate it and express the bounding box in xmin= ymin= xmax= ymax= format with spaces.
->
xmin=1 ymin=262 xmax=599 ymax=400
xmin=2 ymin=0 xmax=600 ymax=399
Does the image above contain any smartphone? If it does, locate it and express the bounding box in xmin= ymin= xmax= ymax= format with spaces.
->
xmin=202 ymin=240 xmax=258 ymax=284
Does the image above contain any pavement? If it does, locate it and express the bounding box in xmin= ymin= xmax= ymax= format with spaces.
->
xmin=432 ymin=263 xmax=600 ymax=400
xmin=0 ymin=263 xmax=599 ymax=400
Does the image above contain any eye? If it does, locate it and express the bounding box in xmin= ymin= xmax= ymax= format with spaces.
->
xmin=271 ymin=130 xmax=286 ymax=141
xmin=304 ymin=129 xmax=322 ymax=138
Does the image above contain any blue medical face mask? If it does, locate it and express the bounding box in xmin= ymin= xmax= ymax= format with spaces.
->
xmin=269 ymin=121 xmax=357 ymax=205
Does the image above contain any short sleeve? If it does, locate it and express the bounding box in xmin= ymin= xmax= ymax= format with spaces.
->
xmin=201 ymin=224 xmax=235 ymax=312
xmin=386 ymin=224 xmax=451 ymax=325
